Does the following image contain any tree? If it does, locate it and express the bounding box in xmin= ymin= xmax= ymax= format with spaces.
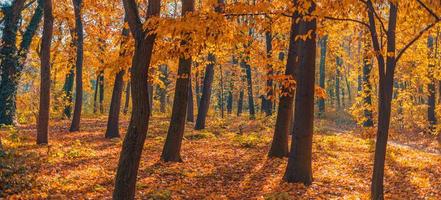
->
xmin=318 ymin=35 xmax=328 ymax=116
xmin=69 ymin=0 xmax=84 ymax=132
xmin=105 ymin=16 xmax=130 ymax=139
xmin=0 ymin=0 xmax=43 ymax=125
xmin=427 ymin=35 xmax=437 ymax=130
xmin=283 ymin=1 xmax=316 ymax=185
xmin=37 ymin=0 xmax=54 ymax=145
xmin=112 ymin=0 xmax=160 ymax=198
xmin=187 ymin=79 xmax=195 ymax=122
xmin=268 ymin=2 xmax=300 ymax=158
xmin=161 ymin=0 xmax=195 ymax=162
xmin=194 ymin=0 xmax=225 ymax=130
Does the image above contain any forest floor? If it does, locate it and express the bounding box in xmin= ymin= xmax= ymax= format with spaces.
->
xmin=1 ymin=113 xmax=441 ymax=199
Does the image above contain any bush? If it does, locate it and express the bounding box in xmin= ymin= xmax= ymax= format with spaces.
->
xmin=234 ymin=133 xmax=269 ymax=148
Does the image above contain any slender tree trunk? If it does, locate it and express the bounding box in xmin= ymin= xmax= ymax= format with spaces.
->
xmin=227 ymin=91 xmax=233 ymax=114
xmin=244 ymin=61 xmax=255 ymax=119
xmin=105 ymin=19 xmax=130 ymax=139
xmin=195 ymin=71 xmax=201 ymax=109
xmin=264 ymin=31 xmax=274 ymax=116
xmin=237 ymin=89 xmax=244 ymax=116
xmin=369 ymin=2 xmax=397 ymax=198
xmin=362 ymin=57 xmax=374 ymax=127
xmin=318 ymin=35 xmax=328 ymax=116
xmin=69 ymin=0 xmax=84 ymax=132
xmin=428 ymin=36 xmax=437 ymax=129
xmin=37 ymin=0 xmax=54 ymax=145
xmin=63 ymin=67 xmax=75 ymax=118
xmin=93 ymin=73 xmax=100 ymax=113
xmin=284 ymin=2 xmax=316 ymax=184
xmin=335 ymin=56 xmax=342 ymax=109
xmin=158 ymin=65 xmax=169 ymax=113
xmin=187 ymin=79 xmax=195 ymax=122
xmin=194 ymin=54 xmax=215 ymax=129
xmin=219 ymin=65 xmax=225 ymax=118
xmin=99 ymin=73 xmax=105 ymax=113
xmin=161 ymin=0 xmax=194 ymax=162
xmin=268 ymin=8 xmax=300 ymax=158
xmin=112 ymin=0 xmax=160 ymax=198
xmin=123 ymin=81 xmax=131 ymax=114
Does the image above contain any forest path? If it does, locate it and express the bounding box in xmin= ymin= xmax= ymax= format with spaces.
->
xmin=321 ymin=123 xmax=441 ymax=156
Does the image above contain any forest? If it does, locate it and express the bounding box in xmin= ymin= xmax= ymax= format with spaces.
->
xmin=1 ymin=0 xmax=441 ymax=199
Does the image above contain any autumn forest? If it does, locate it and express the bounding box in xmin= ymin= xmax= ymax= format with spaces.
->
xmin=1 ymin=0 xmax=441 ymax=199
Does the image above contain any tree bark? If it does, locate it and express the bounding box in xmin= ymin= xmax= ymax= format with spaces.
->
xmin=37 ymin=0 xmax=54 ymax=145
xmin=0 ymin=0 xmax=37 ymax=125
xmin=69 ymin=0 xmax=84 ymax=132
xmin=161 ymin=0 xmax=194 ymax=162
xmin=187 ymin=78 xmax=195 ymax=122
xmin=194 ymin=54 xmax=215 ymax=129
xmin=268 ymin=8 xmax=300 ymax=158
xmin=318 ymin=35 xmax=328 ymax=116
xmin=112 ymin=0 xmax=160 ymax=198
xmin=368 ymin=1 xmax=398 ymax=199
xmin=105 ymin=19 xmax=130 ymax=139
xmin=284 ymin=1 xmax=316 ymax=184
xmin=427 ymin=36 xmax=437 ymax=129
xmin=123 ymin=81 xmax=131 ymax=114
xmin=264 ymin=31 xmax=274 ymax=116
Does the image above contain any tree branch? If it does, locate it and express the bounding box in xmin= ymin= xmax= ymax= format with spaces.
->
xmin=396 ymin=19 xmax=441 ymax=63
xmin=416 ymin=0 xmax=440 ymax=20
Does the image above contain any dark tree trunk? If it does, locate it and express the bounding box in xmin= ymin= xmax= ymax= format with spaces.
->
xmin=264 ymin=31 xmax=274 ymax=116
xmin=63 ymin=67 xmax=75 ymax=118
xmin=93 ymin=73 xmax=100 ymax=113
xmin=123 ymin=81 xmax=131 ymax=114
xmin=105 ymin=20 xmax=130 ymax=139
xmin=219 ymin=65 xmax=225 ymax=118
xmin=148 ymin=83 xmax=153 ymax=114
xmin=99 ymin=73 xmax=105 ymax=113
xmin=244 ymin=61 xmax=255 ymax=119
xmin=284 ymin=2 xmax=316 ymax=184
xmin=227 ymin=91 xmax=233 ymax=114
xmin=335 ymin=56 xmax=342 ymax=109
xmin=237 ymin=89 xmax=244 ymax=116
xmin=37 ymin=0 xmax=54 ymax=145
xmin=158 ymin=65 xmax=169 ymax=113
xmin=362 ymin=56 xmax=374 ymax=127
xmin=69 ymin=0 xmax=84 ymax=132
xmin=112 ymin=0 xmax=160 ymax=198
xmin=195 ymin=71 xmax=201 ymax=109
xmin=161 ymin=0 xmax=194 ymax=162
xmin=187 ymin=78 xmax=195 ymax=122
xmin=194 ymin=54 xmax=215 ymax=130
xmin=0 ymin=0 xmax=38 ymax=125
xmin=268 ymin=8 xmax=300 ymax=158
xmin=368 ymin=1 xmax=397 ymax=198
xmin=428 ymin=36 xmax=437 ymax=129
xmin=318 ymin=35 xmax=328 ymax=116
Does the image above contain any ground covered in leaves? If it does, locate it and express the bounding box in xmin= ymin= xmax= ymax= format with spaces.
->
xmin=1 ymin=114 xmax=440 ymax=199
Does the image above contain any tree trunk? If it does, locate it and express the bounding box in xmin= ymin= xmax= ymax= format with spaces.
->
xmin=335 ymin=56 xmax=342 ymax=109
xmin=284 ymin=2 xmax=316 ymax=184
xmin=93 ymin=73 xmax=100 ymax=113
xmin=194 ymin=54 xmax=215 ymax=130
xmin=369 ymin=2 xmax=397 ymax=199
xmin=428 ymin=36 xmax=437 ymax=129
xmin=264 ymin=31 xmax=274 ymax=116
xmin=268 ymin=8 xmax=300 ymax=158
xmin=227 ymin=91 xmax=233 ymax=114
xmin=69 ymin=0 xmax=84 ymax=132
xmin=99 ymin=73 xmax=105 ymax=113
xmin=123 ymin=81 xmax=131 ymax=114
xmin=63 ymin=67 xmax=75 ymax=118
xmin=112 ymin=0 xmax=160 ymax=198
xmin=158 ymin=65 xmax=169 ymax=113
xmin=318 ymin=35 xmax=328 ymax=116
xmin=237 ymin=89 xmax=244 ymax=116
xmin=37 ymin=0 xmax=54 ymax=145
xmin=187 ymin=78 xmax=195 ymax=122
xmin=244 ymin=61 xmax=255 ymax=119
xmin=362 ymin=56 xmax=374 ymax=127
xmin=0 ymin=0 xmax=31 ymax=125
xmin=219 ymin=65 xmax=225 ymax=118
xmin=105 ymin=19 xmax=130 ymax=139
xmin=195 ymin=71 xmax=201 ymax=109
xmin=161 ymin=0 xmax=194 ymax=162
